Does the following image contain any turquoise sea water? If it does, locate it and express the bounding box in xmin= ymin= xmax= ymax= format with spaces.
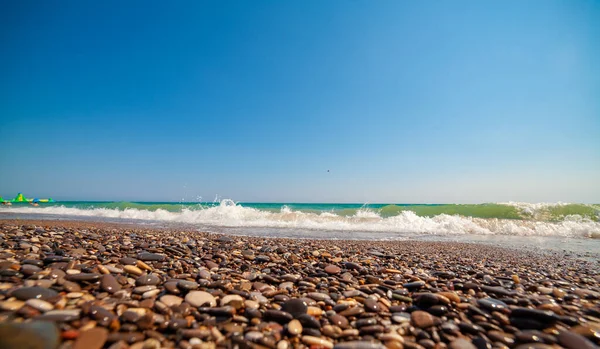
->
xmin=3 ymin=201 xmax=599 ymax=221
xmin=1 ymin=201 xmax=600 ymax=258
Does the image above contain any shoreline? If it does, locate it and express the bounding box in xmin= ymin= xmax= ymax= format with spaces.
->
xmin=0 ymin=219 xmax=599 ymax=348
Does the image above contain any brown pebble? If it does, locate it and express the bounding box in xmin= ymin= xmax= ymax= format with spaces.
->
xmin=73 ymin=328 xmax=108 ymax=349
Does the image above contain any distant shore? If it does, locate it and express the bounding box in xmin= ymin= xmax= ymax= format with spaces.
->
xmin=0 ymin=219 xmax=599 ymax=349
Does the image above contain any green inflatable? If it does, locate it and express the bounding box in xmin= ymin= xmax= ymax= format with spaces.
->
xmin=4 ymin=193 xmax=54 ymax=203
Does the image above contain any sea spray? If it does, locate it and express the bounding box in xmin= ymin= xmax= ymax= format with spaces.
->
xmin=2 ymin=200 xmax=599 ymax=239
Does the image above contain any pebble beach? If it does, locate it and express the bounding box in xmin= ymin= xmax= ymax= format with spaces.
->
xmin=0 ymin=220 xmax=599 ymax=349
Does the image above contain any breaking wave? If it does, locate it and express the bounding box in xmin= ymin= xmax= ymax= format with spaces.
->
xmin=1 ymin=200 xmax=599 ymax=239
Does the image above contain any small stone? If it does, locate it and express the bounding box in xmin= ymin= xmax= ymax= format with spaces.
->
xmin=558 ymin=330 xmax=597 ymax=349
xmin=449 ymin=338 xmax=477 ymax=349
xmin=25 ymin=299 xmax=54 ymax=312
xmin=288 ymin=319 xmax=303 ymax=335
xmin=0 ymin=300 xmax=25 ymax=311
xmin=137 ymin=252 xmax=166 ymax=261
xmin=73 ymin=328 xmax=109 ymax=349
xmin=12 ymin=286 xmax=58 ymax=301
xmin=123 ymin=265 xmax=143 ymax=276
xmin=330 ymin=314 xmax=349 ymax=328
xmin=477 ymin=298 xmax=508 ymax=311
xmin=333 ymin=341 xmax=386 ymax=349
xmin=177 ymin=280 xmax=198 ymax=291
xmin=160 ymin=295 xmax=183 ymax=307
xmin=264 ymin=309 xmax=294 ymax=323
xmin=100 ymin=274 xmax=121 ymax=294
xmin=325 ymin=265 xmax=341 ymax=274
xmin=411 ymin=310 xmax=435 ymax=328
xmin=364 ymin=298 xmax=380 ymax=312
xmin=221 ymin=294 xmax=244 ymax=309
xmin=282 ymin=299 xmax=308 ymax=318
xmin=0 ymin=321 xmax=59 ymax=349
xmin=185 ymin=291 xmax=216 ymax=307
xmin=136 ymin=274 xmax=161 ymax=286
xmin=302 ymin=335 xmax=333 ymax=349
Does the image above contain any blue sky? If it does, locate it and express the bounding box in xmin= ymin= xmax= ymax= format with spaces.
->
xmin=1 ymin=1 xmax=598 ymax=203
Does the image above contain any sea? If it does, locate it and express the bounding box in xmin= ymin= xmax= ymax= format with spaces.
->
xmin=1 ymin=201 xmax=599 ymax=260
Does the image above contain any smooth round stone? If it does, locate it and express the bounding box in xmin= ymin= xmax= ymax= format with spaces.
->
xmin=36 ymin=309 xmax=81 ymax=322
xmin=21 ymin=264 xmax=42 ymax=275
xmin=133 ymin=285 xmax=156 ymax=294
xmin=355 ymin=318 xmax=377 ymax=328
xmin=307 ymin=292 xmax=330 ymax=301
xmin=66 ymin=292 xmax=84 ymax=298
xmin=12 ymin=286 xmax=58 ymax=301
xmin=66 ymin=273 xmax=101 ymax=282
xmin=245 ymin=331 xmax=264 ymax=342
xmin=282 ymin=299 xmax=308 ymax=318
xmin=73 ymin=328 xmax=108 ymax=349
xmin=392 ymin=312 xmax=411 ymax=323
xmin=265 ymin=309 xmax=294 ymax=323
xmin=364 ymin=298 xmax=380 ymax=312
xmin=325 ymin=265 xmax=341 ymax=274
xmin=0 ymin=321 xmax=59 ymax=349
xmin=449 ymin=338 xmax=477 ymax=349
xmin=124 ymin=265 xmax=143 ymax=276
xmin=62 ymin=281 xmax=81 ymax=292
xmin=428 ymin=305 xmax=448 ymax=316
xmin=288 ymin=319 xmax=303 ymax=335
xmin=104 ymin=266 xmax=124 ymax=274
xmin=136 ymin=274 xmax=160 ymax=286
xmin=119 ymin=257 xmax=138 ymax=265
xmin=255 ymin=255 xmax=270 ymax=263
xmin=245 ymin=300 xmax=260 ymax=309
xmin=0 ymin=300 xmax=25 ymax=311
xmin=221 ymin=294 xmax=244 ymax=309
xmin=177 ymin=280 xmax=199 ymax=291
xmin=137 ymin=252 xmax=166 ymax=261
xmin=478 ymin=298 xmax=508 ymax=311
xmin=558 ymin=330 xmax=597 ymax=349
xmin=49 ymin=269 xmax=66 ymax=279
xmin=333 ymin=341 xmax=386 ymax=349
xmin=339 ymin=306 xmax=365 ymax=317
xmin=297 ymin=314 xmax=321 ymax=329
xmin=164 ymin=281 xmax=180 ymax=294
xmin=185 ymin=291 xmax=216 ymax=307
xmin=100 ymin=274 xmax=121 ymax=294
xmin=403 ymin=281 xmax=426 ymax=290
xmin=143 ymin=289 xmax=161 ymax=298
xmin=329 ymin=314 xmax=349 ymax=329
xmin=160 ymin=295 xmax=184 ymax=307
xmin=301 ymin=335 xmax=333 ymax=349
xmin=411 ymin=310 xmax=435 ymax=328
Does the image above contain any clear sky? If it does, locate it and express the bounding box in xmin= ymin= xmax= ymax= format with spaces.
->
xmin=1 ymin=1 xmax=598 ymax=203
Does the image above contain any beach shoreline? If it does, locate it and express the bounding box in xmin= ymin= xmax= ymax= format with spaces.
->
xmin=0 ymin=219 xmax=599 ymax=348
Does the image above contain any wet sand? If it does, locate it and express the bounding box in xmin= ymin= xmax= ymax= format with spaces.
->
xmin=0 ymin=219 xmax=599 ymax=349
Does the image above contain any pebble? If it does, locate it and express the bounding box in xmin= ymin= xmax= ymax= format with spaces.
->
xmin=302 ymin=335 xmax=333 ymax=348
xmin=0 ymin=222 xmax=599 ymax=349
xmin=325 ymin=265 xmax=341 ymax=274
xmin=25 ymin=299 xmax=54 ymax=312
xmin=101 ymin=274 xmax=121 ymax=293
xmin=288 ymin=319 xmax=303 ymax=335
xmin=185 ymin=291 xmax=216 ymax=307
xmin=123 ymin=265 xmax=143 ymax=276
xmin=73 ymin=328 xmax=108 ymax=349
xmin=449 ymin=338 xmax=477 ymax=349
xmin=0 ymin=321 xmax=59 ymax=349
xmin=282 ymin=298 xmax=308 ymax=318
xmin=160 ymin=295 xmax=183 ymax=307
xmin=411 ymin=310 xmax=436 ymax=328
xmin=12 ymin=286 xmax=58 ymax=300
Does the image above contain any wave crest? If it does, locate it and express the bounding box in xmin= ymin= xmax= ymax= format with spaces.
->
xmin=2 ymin=201 xmax=599 ymax=239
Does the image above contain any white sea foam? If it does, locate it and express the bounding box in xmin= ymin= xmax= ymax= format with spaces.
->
xmin=2 ymin=200 xmax=599 ymax=238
